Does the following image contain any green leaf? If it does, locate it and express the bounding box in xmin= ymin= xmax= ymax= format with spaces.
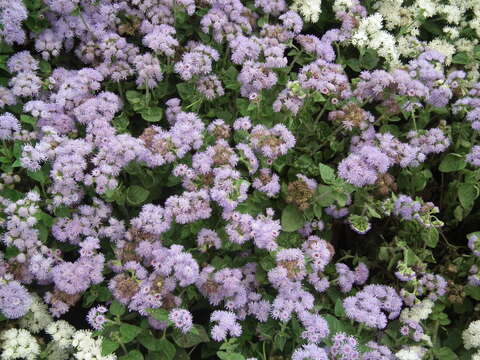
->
xmin=346 ymin=58 xmax=361 ymax=72
xmin=319 ymin=163 xmax=336 ymax=184
xmin=120 ymin=350 xmax=144 ymax=360
xmin=4 ymin=246 xmax=19 ymax=259
xmin=451 ymin=52 xmax=470 ymax=65
xmin=458 ymin=183 xmax=478 ymax=209
xmin=138 ymin=334 xmax=160 ymax=351
xmin=177 ymin=83 xmax=195 ymax=101
xmin=156 ymin=338 xmax=176 ymax=360
xmin=217 ymin=352 xmax=245 ymax=360
xmin=126 ymin=185 xmax=150 ymax=206
xmin=120 ymin=323 xmax=143 ymax=343
xmin=424 ymin=228 xmax=439 ymax=248
xmin=173 ymin=325 xmax=209 ymax=348
xmin=148 ymin=308 xmax=169 ymax=322
xmin=323 ymin=314 xmax=342 ymax=335
xmin=439 ymin=154 xmax=466 ymax=173
xmin=110 ymin=301 xmax=126 ymax=316
xmin=140 ymin=107 xmax=163 ymax=122
xmin=361 ymin=49 xmax=379 ymax=69
xmin=315 ymin=185 xmax=337 ymax=207
xmin=281 ymin=204 xmax=304 ymax=232
xmin=313 ymin=203 xmax=322 ymax=218
xmin=273 ymin=334 xmax=287 ymax=351
xmin=334 ymin=299 xmax=346 ymax=317
xmin=433 ymin=347 xmax=459 ymax=360
xmin=113 ymin=113 xmax=130 ymax=132
xmin=20 ymin=114 xmax=37 ymax=126
xmin=126 ymin=90 xmax=143 ymax=104
xmin=27 ymin=169 xmax=47 ymax=185
xmin=39 ymin=60 xmax=52 ymax=74
xmin=102 ymin=339 xmax=120 ymax=356
xmin=465 ymin=285 xmax=480 ymax=301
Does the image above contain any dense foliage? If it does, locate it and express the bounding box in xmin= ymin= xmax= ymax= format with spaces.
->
xmin=1 ymin=0 xmax=480 ymax=359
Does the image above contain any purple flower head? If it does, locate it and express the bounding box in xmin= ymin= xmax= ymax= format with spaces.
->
xmin=238 ymin=61 xmax=278 ymax=98
xmin=169 ymin=308 xmax=193 ymax=334
xmin=361 ymin=342 xmax=394 ymax=360
xmin=87 ymin=305 xmax=108 ymax=330
xmin=251 ymin=209 xmax=281 ymax=251
xmin=197 ymin=75 xmax=225 ymax=100
xmin=152 ymin=245 xmax=200 ymax=287
xmin=0 ymin=280 xmax=32 ymax=319
xmin=330 ymin=332 xmax=360 ymax=360
xmin=130 ymin=204 xmax=172 ymax=241
xmin=250 ymin=124 xmax=295 ymax=160
xmin=225 ymin=212 xmax=254 ymax=244
xmin=298 ymin=310 xmax=329 ymax=343
xmin=292 ymin=344 xmax=328 ymax=360
xmin=254 ymin=0 xmax=286 ymax=15
xmin=468 ymin=232 xmax=480 ymax=257
xmin=133 ymin=53 xmax=163 ymax=89
xmin=343 ymin=285 xmax=402 ymax=329
xmin=302 ymin=236 xmax=334 ymax=273
xmin=399 ymin=320 xmax=424 ymax=342
xmin=210 ymin=310 xmax=242 ymax=341
xmin=252 ymin=168 xmax=280 ymax=197
xmin=0 ymin=112 xmax=21 ymax=140
xmin=417 ymin=273 xmax=447 ymax=301
xmin=467 ymin=146 xmax=480 ymax=167
xmin=0 ymin=0 xmax=28 ymax=45
xmin=7 ymin=51 xmax=38 ymax=73
xmin=197 ymin=228 xmax=222 ymax=252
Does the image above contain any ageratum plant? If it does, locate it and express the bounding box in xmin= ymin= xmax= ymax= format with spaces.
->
xmin=0 ymin=0 xmax=480 ymax=359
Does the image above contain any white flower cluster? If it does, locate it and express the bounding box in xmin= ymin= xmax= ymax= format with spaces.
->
xmin=400 ymin=299 xmax=434 ymax=323
xmin=19 ymin=294 xmax=53 ymax=333
xmin=351 ymin=14 xmax=399 ymax=65
xmin=374 ymin=0 xmax=480 ymax=69
xmin=71 ymin=330 xmax=117 ymax=360
xmin=0 ymin=329 xmax=40 ymax=360
xmin=46 ymin=320 xmax=77 ymax=349
xmin=291 ymin=0 xmax=322 ymax=23
xmin=463 ymin=320 xmax=480 ymax=351
xmin=0 ymin=318 xmax=116 ymax=360
xmin=396 ymin=345 xmax=428 ymax=360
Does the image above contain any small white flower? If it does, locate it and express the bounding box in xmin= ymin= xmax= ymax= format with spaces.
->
xmin=291 ymin=0 xmax=322 ymax=23
xmin=46 ymin=320 xmax=76 ymax=349
xmin=19 ymin=295 xmax=53 ymax=333
xmin=396 ymin=345 xmax=428 ymax=360
xmin=463 ymin=320 xmax=480 ymax=350
xmin=0 ymin=328 xmax=40 ymax=360
xmin=400 ymin=299 xmax=434 ymax=323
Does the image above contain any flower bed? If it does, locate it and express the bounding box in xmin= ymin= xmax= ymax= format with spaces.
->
xmin=0 ymin=0 xmax=480 ymax=359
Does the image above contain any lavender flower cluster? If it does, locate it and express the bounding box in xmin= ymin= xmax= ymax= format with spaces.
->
xmin=0 ymin=0 xmax=479 ymax=359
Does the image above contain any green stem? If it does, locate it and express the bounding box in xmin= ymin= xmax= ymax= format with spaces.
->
xmin=287 ymin=51 xmax=303 ymax=74
xmin=117 ymin=81 xmax=124 ymax=102
xmin=317 ymin=125 xmax=343 ymax=149
xmin=120 ymin=342 xmax=128 ymax=354
xmin=314 ymin=99 xmax=330 ymax=123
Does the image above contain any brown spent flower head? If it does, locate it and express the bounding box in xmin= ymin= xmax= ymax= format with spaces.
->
xmin=140 ymin=127 xmax=177 ymax=156
xmin=286 ymin=180 xmax=315 ymax=210
xmin=279 ymin=260 xmax=302 ymax=280
xmin=447 ymin=280 xmax=465 ymax=304
xmin=113 ymin=273 xmax=140 ymax=300
xmin=211 ymin=123 xmax=231 ymax=139
xmin=213 ymin=143 xmax=235 ymax=166
xmin=52 ymin=290 xmax=81 ymax=306
xmin=376 ymin=173 xmax=397 ymax=196
xmin=115 ymin=240 xmax=141 ymax=263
